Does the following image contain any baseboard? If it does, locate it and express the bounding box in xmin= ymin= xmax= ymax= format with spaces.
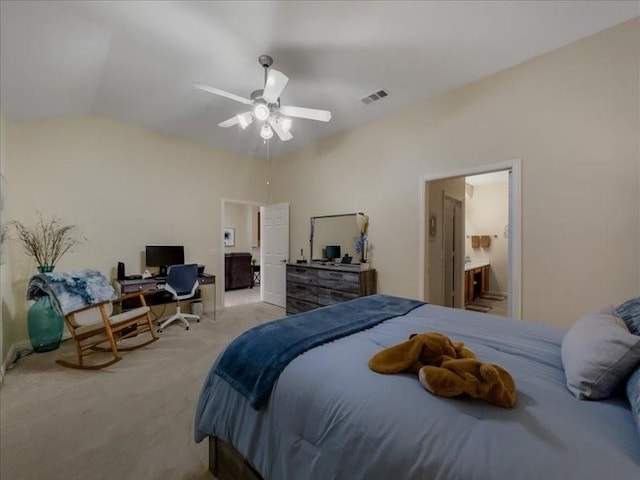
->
xmin=0 ymin=333 xmax=71 ymax=386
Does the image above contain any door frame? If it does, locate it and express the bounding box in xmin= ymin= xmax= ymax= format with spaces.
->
xmin=419 ymin=158 xmax=522 ymax=320
xmin=221 ymin=198 xmax=264 ymax=308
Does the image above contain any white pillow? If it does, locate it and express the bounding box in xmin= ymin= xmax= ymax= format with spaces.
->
xmin=561 ymin=313 xmax=640 ymax=400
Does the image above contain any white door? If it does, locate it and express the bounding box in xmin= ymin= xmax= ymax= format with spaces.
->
xmin=260 ymin=203 xmax=289 ymax=307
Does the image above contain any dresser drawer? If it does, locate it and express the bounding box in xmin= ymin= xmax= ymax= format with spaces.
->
xmin=317 ymin=270 xmax=360 ymax=294
xmin=286 ymin=266 xmax=318 ymax=286
xmin=317 ymin=287 xmax=359 ymax=306
xmin=286 ymin=297 xmax=317 ymax=315
xmin=287 ymin=282 xmax=318 ymax=303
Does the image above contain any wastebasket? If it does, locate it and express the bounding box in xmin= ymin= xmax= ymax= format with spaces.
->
xmin=191 ymin=301 xmax=203 ymax=316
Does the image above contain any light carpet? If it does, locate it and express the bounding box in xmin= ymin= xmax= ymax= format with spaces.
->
xmin=0 ymin=302 xmax=284 ymax=480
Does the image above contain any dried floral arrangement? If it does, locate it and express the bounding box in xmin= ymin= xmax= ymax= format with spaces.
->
xmin=12 ymin=213 xmax=85 ymax=268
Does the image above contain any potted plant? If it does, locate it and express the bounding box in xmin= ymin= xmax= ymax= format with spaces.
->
xmin=12 ymin=213 xmax=84 ymax=272
xmin=12 ymin=213 xmax=85 ymax=352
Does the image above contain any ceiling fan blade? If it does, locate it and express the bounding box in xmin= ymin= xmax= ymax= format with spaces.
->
xmin=217 ymin=116 xmax=240 ymax=128
xmin=193 ymin=83 xmax=252 ymax=105
xmin=262 ymin=69 xmax=289 ymax=104
xmin=268 ymin=117 xmax=293 ymax=141
xmin=280 ymin=105 xmax=331 ymax=122
xmin=218 ymin=111 xmax=254 ymax=129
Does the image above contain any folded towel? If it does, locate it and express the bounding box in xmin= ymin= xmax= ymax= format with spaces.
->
xmin=27 ymin=270 xmax=117 ymax=316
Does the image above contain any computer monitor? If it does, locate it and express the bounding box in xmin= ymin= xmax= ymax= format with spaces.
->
xmin=325 ymin=245 xmax=341 ymax=261
xmin=145 ymin=245 xmax=185 ymax=275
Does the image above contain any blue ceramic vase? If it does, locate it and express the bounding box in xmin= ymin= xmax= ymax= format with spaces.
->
xmin=27 ymin=266 xmax=64 ymax=353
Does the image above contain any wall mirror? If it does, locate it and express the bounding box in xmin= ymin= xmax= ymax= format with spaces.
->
xmin=310 ymin=213 xmax=361 ymax=262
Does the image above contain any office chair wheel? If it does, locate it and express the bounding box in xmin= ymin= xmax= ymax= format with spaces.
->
xmin=157 ymin=328 xmax=163 ymax=333
xmin=186 ymin=326 xmax=189 ymax=331
xmin=197 ymin=319 xmax=200 ymax=323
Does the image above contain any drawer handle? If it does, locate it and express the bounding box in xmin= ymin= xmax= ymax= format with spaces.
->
xmin=296 ymin=268 xmax=305 ymax=273
xmin=329 ymin=273 xmax=342 ymax=277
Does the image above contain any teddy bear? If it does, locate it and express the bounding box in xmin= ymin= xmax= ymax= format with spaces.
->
xmin=368 ymin=332 xmax=516 ymax=408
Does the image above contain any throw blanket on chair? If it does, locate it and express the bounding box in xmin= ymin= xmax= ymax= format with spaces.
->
xmin=213 ymin=294 xmax=425 ymax=409
xmin=26 ymin=270 xmax=117 ymax=316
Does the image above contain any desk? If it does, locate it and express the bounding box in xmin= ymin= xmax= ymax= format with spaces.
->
xmin=116 ymin=274 xmax=216 ymax=320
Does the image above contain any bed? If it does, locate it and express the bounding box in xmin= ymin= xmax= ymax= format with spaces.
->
xmin=194 ymin=295 xmax=640 ymax=480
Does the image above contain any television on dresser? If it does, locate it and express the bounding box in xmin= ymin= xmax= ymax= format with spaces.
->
xmin=325 ymin=245 xmax=341 ymax=261
xmin=145 ymin=245 xmax=185 ymax=276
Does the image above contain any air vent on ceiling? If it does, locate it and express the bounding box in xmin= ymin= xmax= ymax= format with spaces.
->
xmin=360 ymin=88 xmax=390 ymax=105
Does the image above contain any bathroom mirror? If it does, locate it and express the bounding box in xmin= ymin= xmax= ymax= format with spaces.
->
xmin=310 ymin=213 xmax=361 ymax=263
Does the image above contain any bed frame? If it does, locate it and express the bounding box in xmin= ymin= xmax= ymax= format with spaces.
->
xmin=208 ymin=437 xmax=264 ymax=480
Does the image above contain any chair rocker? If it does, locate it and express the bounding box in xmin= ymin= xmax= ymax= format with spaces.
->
xmin=57 ymin=291 xmax=159 ymax=370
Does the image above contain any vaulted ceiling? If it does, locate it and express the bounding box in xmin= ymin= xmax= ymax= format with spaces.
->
xmin=1 ymin=1 xmax=637 ymax=158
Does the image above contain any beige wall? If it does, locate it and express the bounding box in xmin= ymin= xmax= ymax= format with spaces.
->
xmin=5 ymin=115 xmax=267 ymax=346
xmin=465 ymin=181 xmax=509 ymax=294
xmin=271 ymin=18 xmax=640 ymax=327
xmin=225 ymin=202 xmax=253 ymax=254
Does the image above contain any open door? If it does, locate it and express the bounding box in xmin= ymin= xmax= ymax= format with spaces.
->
xmin=260 ymin=203 xmax=289 ymax=307
xmin=443 ymin=195 xmax=463 ymax=308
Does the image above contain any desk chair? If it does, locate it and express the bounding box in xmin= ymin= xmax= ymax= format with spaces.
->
xmin=157 ymin=264 xmax=200 ymax=332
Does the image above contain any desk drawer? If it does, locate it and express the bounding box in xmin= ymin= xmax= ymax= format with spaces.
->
xmin=318 ymin=270 xmax=360 ymax=294
xmin=121 ymin=281 xmax=157 ymax=294
xmin=317 ymin=288 xmax=359 ymax=306
xmin=286 ymin=266 xmax=318 ymax=286
xmin=287 ymin=282 xmax=318 ymax=303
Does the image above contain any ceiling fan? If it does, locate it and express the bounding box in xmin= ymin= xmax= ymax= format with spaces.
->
xmin=194 ymin=55 xmax=331 ymax=142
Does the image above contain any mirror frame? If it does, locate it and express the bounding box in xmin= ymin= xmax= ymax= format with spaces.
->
xmin=309 ymin=213 xmax=359 ymax=262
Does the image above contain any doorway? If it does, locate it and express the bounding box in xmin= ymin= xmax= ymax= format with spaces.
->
xmin=420 ymin=159 xmax=521 ymax=319
xmin=221 ymin=199 xmax=263 ymax=307
xmin=463 ymin=171 xmax=510 ymax=316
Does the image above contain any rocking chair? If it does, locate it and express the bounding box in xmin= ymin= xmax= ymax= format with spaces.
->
xmin=58 ymin=291 xmax=159 ymax=370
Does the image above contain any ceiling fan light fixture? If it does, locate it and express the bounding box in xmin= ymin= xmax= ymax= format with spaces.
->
xmin=254 ymin=103 xmax=270 ymax=121
xmin=281 ymin=117 xmax=292 ymax=132
xmin=237 ymin=113 xmax=252 ymax=129
xmin=260 ymin=123 xmax=273 ymax=140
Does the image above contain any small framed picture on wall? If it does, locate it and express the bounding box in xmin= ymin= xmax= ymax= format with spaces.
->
xmin=224 ymin=228 xmax=235 ymax=247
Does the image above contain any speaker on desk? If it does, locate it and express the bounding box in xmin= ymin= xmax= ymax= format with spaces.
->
xmin=117 ymin=262 xmax=125 ymax=280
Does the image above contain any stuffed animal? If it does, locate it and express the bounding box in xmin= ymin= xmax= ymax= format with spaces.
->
xmin=368 ymin=332 xmax=476 ymax=375
xmin=369 ymin=332 xmax=516 ymax=408
xmin=419 ymin=358 xmax=516 ymax=408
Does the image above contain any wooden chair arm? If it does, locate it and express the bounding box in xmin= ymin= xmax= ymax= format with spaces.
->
xmin=65 ymin=300 xmax=112 ymax=316
xmin=64 ymin=290 xmax=154 ymax=317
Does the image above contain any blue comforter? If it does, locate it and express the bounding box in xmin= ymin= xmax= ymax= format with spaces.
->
xmin=214 ymin=294 xmax=424 ymax=409
xmin=195 ymin=302 xmax=640 ymax=480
